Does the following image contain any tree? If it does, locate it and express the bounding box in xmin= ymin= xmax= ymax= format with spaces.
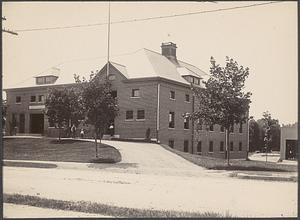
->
xmin=2 ymin=100 xmax=7 ymax=129
xmin=45 ymin=87 xmax=84 ymax=140
xmin=192 ymin=56 xmax=252 ymax=165
xmin=75 ymin=73 xmax=119 ymax=158
xmin=249 ymin=120 xmax=260 ymax=152
xmin=258 ymin=111 xmax=280 ymax=152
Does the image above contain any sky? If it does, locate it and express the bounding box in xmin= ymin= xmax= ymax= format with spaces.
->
xmin=2 ymin=1 xmax=298 ymax=125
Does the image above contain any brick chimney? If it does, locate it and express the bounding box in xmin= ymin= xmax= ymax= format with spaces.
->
xmin=161 ymin=42 xmax=178 ymax=64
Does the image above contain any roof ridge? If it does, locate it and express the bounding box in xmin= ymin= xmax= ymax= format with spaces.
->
xmin=178 ymin=59 xmax=209 ymax=76
xmin=110 ymin=61 xmax=126 ymax=67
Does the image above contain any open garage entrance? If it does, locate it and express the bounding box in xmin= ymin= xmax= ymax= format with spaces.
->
xmin=285 ymin=139 xmax=297 ymax=160
xmin=30 ymin=114 xmax=44 ymax=134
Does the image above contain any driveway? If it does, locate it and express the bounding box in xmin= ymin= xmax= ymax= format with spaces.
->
xmin=3 ymin=139 xmax=298 ymax=217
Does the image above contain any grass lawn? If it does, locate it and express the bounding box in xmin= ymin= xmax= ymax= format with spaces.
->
xmin=161 ymin=144 xmax=297 ymax=172
xmin=4 ymin=138 xmax=121 ymax=163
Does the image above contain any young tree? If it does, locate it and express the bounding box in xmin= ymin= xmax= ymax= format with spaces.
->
xmin=258 ymin=111 xmax=280 ymax=152
xmin=192 ymin=56 xmax=252 ymax=165
xmin=249 ymin=120 xmax=260 ymax=152
xmin=75 ymin=73 xmax=119 ymax=158
xmin=45 ymin=87 xmax=83 ymax=140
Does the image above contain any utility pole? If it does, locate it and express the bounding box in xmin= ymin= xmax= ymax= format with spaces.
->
xmin=106 ymin=1 xmax=111 ymax=78
xmin=2 ymin=17 xmax=18 ymax=36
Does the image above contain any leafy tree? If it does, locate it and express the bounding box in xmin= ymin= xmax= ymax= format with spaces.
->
xmin=2 ymin=100 xmax=7 ymax=129
xmin=45 ymin=87 xmax=84 ymax=140
xmin=192 ymin=56 xmax=252 ymax=165
xmin=75 ymin=73 xmax=119 ymax=158
xmin=249 ymin=120 xmax=260 ymax=152
xmin=258 ymin=111 xmax=280 ymax=152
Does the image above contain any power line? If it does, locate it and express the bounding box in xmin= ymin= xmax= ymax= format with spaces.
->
xmin=2 ymin=17 xmax=18 ymax=35
xmin=15 ymin=1 xmax=283 ymax=33
xmin=2 ymin=29 xmax=18 ymax=35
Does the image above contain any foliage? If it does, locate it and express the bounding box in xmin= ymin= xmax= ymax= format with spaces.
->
xmin=249 ymin=120 xmax=260 ymax=151
xmin=192 ymin=56 xmax=251 ymax=128
xmin=2 ymin=100 xmax=7 ymax=128
xmin=256 ymin=111 xmax=280 ymax=151
xmin=45 ymin=87 xmax=84 ymax=140
xmin=192 ymin=56 xmax=252 ymax=163
xmin=75 ymin=72 xmax=119 ymax=156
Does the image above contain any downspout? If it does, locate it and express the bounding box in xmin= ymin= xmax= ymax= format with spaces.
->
xmin=191 ymin=93 xmax=194 ymax=154
xmin=156 ymin=83 xmax=160 ymax=143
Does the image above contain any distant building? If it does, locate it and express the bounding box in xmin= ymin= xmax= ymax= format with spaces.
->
xmin=280 ymin=123 xmax=298 ymax=160
xmin=4 ymin=42 xmax=248 ymax=158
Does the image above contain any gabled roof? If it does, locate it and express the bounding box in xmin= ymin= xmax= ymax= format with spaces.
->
xmin=4 ymin=47 xmax=208 ymax=90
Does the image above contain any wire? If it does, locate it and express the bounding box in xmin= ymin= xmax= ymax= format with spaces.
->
xmin=15 ymin=1 xmax=283 ymax=33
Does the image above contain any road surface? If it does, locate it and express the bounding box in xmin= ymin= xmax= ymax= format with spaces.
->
xmin=3 ymin=140 xmax=297 ymax=217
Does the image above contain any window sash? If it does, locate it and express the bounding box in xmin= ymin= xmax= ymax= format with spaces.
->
xmin=16 ymin=96 xmax=21 ymax=103
xmin=126 ymin=110 xmax=133 ymax=120
xmin=170 ymin=91 xmax=175 ymax=99
xmin=209 ymin=141 xmax=213 ymax=152
xmin=132 ymin=89 xmax=140 ymax=97
xmin=137 ymin=110 xmax=145 ymax=119
xmin=30 ymin=96 xmax=36 ymax=102
xmin=169 ymin=112 xmax=175 ymax=128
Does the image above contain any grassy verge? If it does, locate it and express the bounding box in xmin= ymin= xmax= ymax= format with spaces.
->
xmin=3 ymin=161 xmax=57 ymax=169
xmin=161 ymin=144 xmax=297 ymax=172
xmin=4 ymin=138 xmax=121 ymax=163
xmin=3 ymin=193 xmax=231 ymax=218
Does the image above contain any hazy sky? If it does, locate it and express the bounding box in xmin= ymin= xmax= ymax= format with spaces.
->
xmin=2 ymin=1 xmax=297 ymax=125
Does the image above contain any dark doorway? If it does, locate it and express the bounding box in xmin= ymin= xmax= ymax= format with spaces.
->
xmin=30 ymin=114 xmax=44 ymax=134
xmin=285 ymin=139 xmax=297 ymax=160
xmin=19 ymin=114 xmax=25 ymax=133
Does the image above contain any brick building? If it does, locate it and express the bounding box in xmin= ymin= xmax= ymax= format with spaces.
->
xmin=4 ymin=42 xmax=248 ymax=158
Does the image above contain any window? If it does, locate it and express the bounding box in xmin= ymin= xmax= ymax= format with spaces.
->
xmin=111 ymin=90 xmax=117 ymax=98
xmin=195 ymin=78 xmax=200 ymax=85
xmin=197 ymin=119 xmax=202 ymax=130
xmin=108 ymin=74 xmax=116 ymax=81
xmin=126 ymin=110 xmax=133 ymax=120
xmin=38 ymin=95 xmax=44 ymax=102
xmin=239 ymin=122 xmax=243 ymax=133
xmin=230 ymin=123 xmax=234 ymax=133
xmin=45 ymin=76 xmax=53 ymax=84
xmin=230 ymin=142 xmax=234 ymax=151
xmin=209 ymin=124 xmax=214 ymax=131
xmin=131 ymin=89 xmax=140 ymax=97
xmin=184 ymin=118 xmax=189 ymax=129
xmin=184 ymin=140 xmax=189 ymax=152
xmin=36 ymin=77 xmax=44 ymax=84
xmin=169 ymin=140 xmax=174 ymax=148
xmin=137 ymin=110 xmax=145 ymax=120
xmin=239 ymin=142 xmax=242 ymax=151
xmin=209 ymin=141 xmax=213 ymax=153
xmin=220 ymin=126 xmax=225 ymax=132
xmin=169 ymin=112 xmax=175 ymax=128
xmin=16 ymin=96 xmax=21 ymax=103
xmin=170 ymin=91 xmax=175 ymax=100
xmin=220 ymin=141 xmax=224 ymax=152
xmin=197 ymin=141 xmax=202 ymax=153
xmin=185 ymin=94 xmax=190 ymax=102
xmin=30 ymin=96 xmax=36 ymax=102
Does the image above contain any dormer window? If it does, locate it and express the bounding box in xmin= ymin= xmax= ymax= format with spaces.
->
xmin=36 ymin=75 xmax=58 ymax=85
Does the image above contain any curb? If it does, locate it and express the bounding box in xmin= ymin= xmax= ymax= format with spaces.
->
xmin=235 ymin=173 xmax=297 ymax=182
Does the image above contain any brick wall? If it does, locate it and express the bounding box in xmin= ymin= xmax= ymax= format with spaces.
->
xmin=157 ymin=81 xmax=193 ymax=152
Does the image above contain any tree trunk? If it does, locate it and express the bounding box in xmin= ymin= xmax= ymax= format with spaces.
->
xmin=225 ymin=128 xmax=230 ymax=166
xmin=58 ymin=127 xmax=61 ymax=141
xmin=94 ymin=130 xmax=98 ymax=158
